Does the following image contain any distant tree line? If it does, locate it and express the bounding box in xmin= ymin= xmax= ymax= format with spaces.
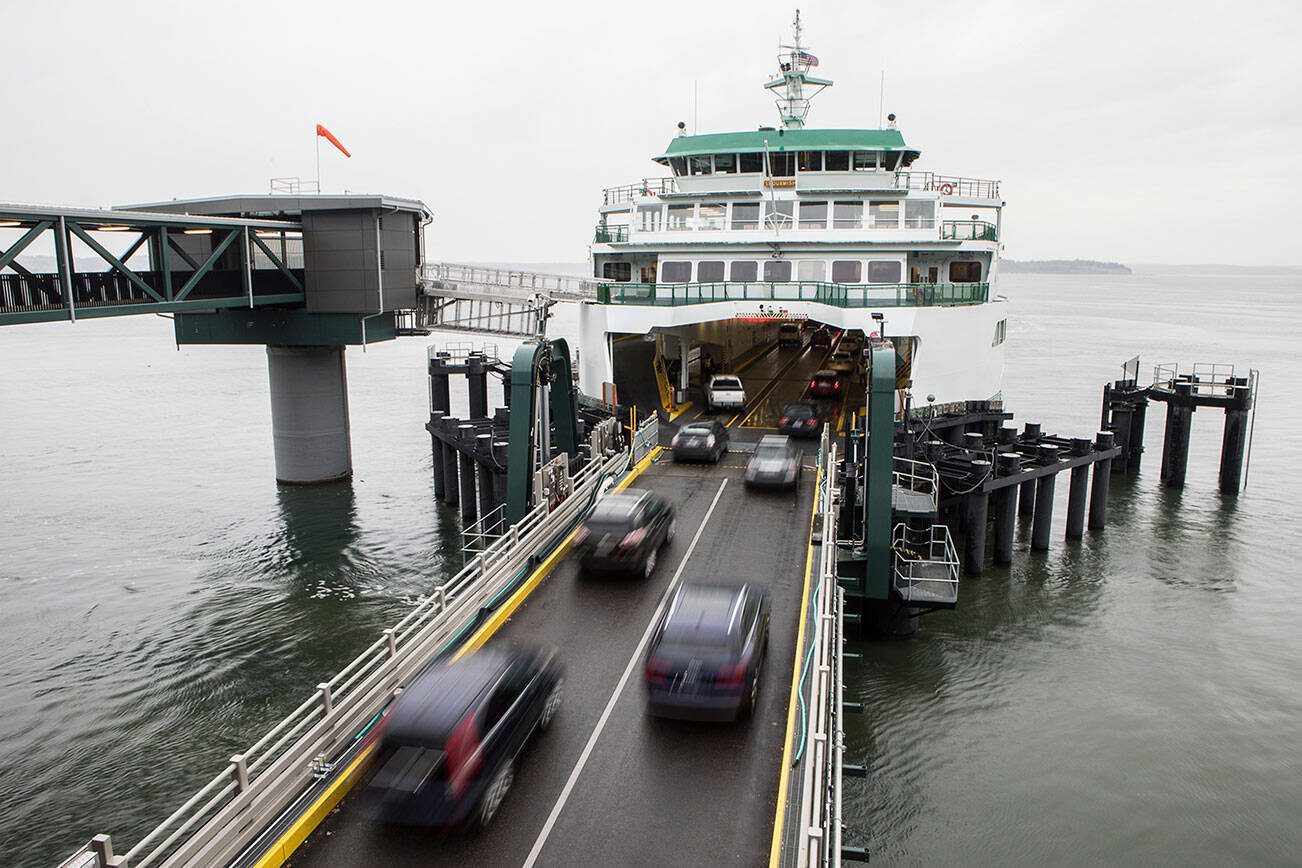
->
xmin=1001 ymin=259 xmax=1132 ymax=274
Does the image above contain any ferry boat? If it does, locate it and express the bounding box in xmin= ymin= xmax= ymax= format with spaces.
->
xmin=575 ymin=13 xmax=1007 ymax=419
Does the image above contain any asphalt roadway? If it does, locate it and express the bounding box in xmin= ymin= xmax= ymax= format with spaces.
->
xmin=290 ymin=453 xmax=817 ymax=868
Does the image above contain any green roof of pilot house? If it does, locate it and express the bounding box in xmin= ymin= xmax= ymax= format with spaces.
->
xmin=655 ymin=128 xmax=918 ymax=162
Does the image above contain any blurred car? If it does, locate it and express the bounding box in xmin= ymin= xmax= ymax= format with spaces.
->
xmin=574 ymin=489 xmax=675 ymax=578
xmin=672 ymin=419 xmax=729 ymax=463
xmin=829 ymin=350 xmax=856 ymax=375
xmin=777 ymin=322 xmax=803 ymax=348
xmin=644 ymin=581 xmax=770 ymax=722
xmin=840 ymin=331 xmax=864 ymax=354
xmin=809 ymin=327 xmax=833 ymax=349
xmin=808 ymin=369 xmax=843 ymax=400
xmin=705 ymin=375 xmax=746 ymax=412
xmin=745 ymin=434 xmax=802 ymax=489
xmin=776 ymin=402 xmax=825 ymax=438
xmin=367 ymin=647 xmax=563 ymax=828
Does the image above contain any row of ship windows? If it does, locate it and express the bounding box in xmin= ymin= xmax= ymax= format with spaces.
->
xmin=667 ymin=150 xmax=907 ymax=177
xmin=607 ymin=259 xmax=986 ymax=284
xmin=635 ymin=199 xmax=936 ymax=232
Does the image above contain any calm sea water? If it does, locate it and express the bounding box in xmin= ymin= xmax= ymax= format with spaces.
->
xmin=1 ymin=270 xmax=1299 ymax=866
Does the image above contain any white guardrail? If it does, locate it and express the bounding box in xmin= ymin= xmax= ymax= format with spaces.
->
xmin=63 ymin=448 xmax=632 ymax=868
xmin=793 ymin=434 xmax=845 ymax=868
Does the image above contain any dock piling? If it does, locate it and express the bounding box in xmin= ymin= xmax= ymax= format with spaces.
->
xmin=1159 ymin=381 xmax=1195 ymax=488
xmin=992 ymin=453 xmax=1020 ymax=564
xmin=1089 ymin=431 xmax=1114 ymax=530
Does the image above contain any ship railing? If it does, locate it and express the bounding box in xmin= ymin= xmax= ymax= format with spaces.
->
xmin=792 ymin=430 xmax=846 ymax=867
xmin=428 ymin=341 xmax=501 ymax=365
xmin=896 ymin=171 xmax=1001 ymax=199
xmin=599 ymin=281 xmax=989 ymax=308
xmin=422 ymin=262 xmax=604 ymax=301
xmin=602 ymin=177 xmax=678 ymax=205
xmin=1152 ymin=362 xmax=1255 ymax=399
xmin=66 ymin=447 xmax=632 ymax=868
xmin=891 ymin=523 xmax=960 ymax=607
xmin=941 ymin=219 xmax=998 ymax=241
xmin=593 ymin=224 xmax=630 ymax=243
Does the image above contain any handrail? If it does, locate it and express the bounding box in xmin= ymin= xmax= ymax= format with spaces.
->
xmin=892 ymin=456 xmax=940 ymax=505
xmin=895 ymin=171 xmax=1001 ymax=199
xmin=599 ymin=281 xmax=989 ymax=308
xmin=72 ymin=448 xmax=631 ymax=868
xmin=1152 ymin=362 xmax=1253 ymax=399
xmin=602 ymin=177 xmax=678 ymax=205
xmin=593 ymin=224 xmax=630 ymax=243
xmin=940 ymin=219 xmax=997 ymax=241
xmin=890 ymin=523 xmax=959 ymax=605
xmin=422 ymin=262 xmax=606 ymax=301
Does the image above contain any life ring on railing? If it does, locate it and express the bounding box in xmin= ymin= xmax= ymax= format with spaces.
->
xmin=939 ymin=182 xmax=954 ymax=196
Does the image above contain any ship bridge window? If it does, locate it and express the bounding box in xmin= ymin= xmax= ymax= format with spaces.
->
xmin=798 ymin=260 xmax=826 ymax=282
xmin=881 ymin=153 xmax=902 ymax=171
xmin=868 ymin=260 xmax=903 ymax=284
xmin=699 ymin=203 xmax=726 ymax=230
xmin=637 ymin=205 xmax=662 ymax=232
xmin=732 ymin=202 xmax=760 ymax=230
xmin=768 ymin=152 xmax=794 ymax=177
xmin=660 ymin=260 xmax=692 ymax=283
xmin=824 ymin=151 xmax=850 ymax=172
xmin=905 ymin=200 xmax=936 ymax=229
xmin=714 ymin=154 xmax=737 ymax=174
xmin=730 ymin=260 xmax=758 ymax=281
xmin=690 ymin=155 xmax=714 ymax=176
xmin=764 ymin=200 xmax=794 ymax=229
xmin=697 ymin=260 xmax=725 ymax=282
xmin=832 ymin=260 xmax=862 ymax=283
xmin=798 ymin=151 xmax=822 ymax=172
xmin=603 ymin=261 xmax=632 ymax=282
xmin=834 ymin=201 xmax=863 ymax=229
xmin=669 ymin=157 xmax=687 ymax=176
xmin=764 ymin=260 xmax=792 ymax=282
xmin=853 ymin=151 xmax=880 ymax=171
xmin=667 ymin=204 xmax=693 ymax=231
xmin=869 ymin=201 xmax=899 ymax=229
xmin=799 ymin=201 xmax=828 ymax=229
xmin=739 ymin=152 xmax=764 ymax=173
xmin=949 ymin=261 xmax=983 ymax=282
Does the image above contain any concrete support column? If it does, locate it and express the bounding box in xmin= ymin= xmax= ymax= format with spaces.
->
xmin=1031 ymin=473 xmax=1056 ymax=551
xmin=267 ymin=345 xmax=352 ymax=484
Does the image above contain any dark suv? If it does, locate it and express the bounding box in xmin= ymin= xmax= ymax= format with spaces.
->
xmin=367 ymin=647 xmax=563 ymax=828
xmin=810 ymin=327 xmax=833 ymax=349
xmin=574 ymin=489 xmax=675 ymax=578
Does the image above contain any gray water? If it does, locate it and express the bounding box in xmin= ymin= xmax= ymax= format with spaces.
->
xmin=1 ymin=271 xmax=1299 ymax=866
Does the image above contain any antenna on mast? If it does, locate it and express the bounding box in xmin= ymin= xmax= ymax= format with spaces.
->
xmin=764 ymin=10 xmax=833 ymax=129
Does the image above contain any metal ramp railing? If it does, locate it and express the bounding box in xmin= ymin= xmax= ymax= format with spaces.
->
xmin=891 ymin=523 xmax=959 ymax=607
xmin=891 ymin=456 xmax=939 ymax=515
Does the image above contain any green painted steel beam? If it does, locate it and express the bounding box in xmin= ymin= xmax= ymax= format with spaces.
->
xmin=165 ymin=234 xmax=203 ymax=271
xmin=172 ymin=307 xmax=389 ymax=346
xmin=0 ymin=220 xmax=53 ymax=273
xmin=0 ymin=293 xmax=305 ymax=327
xmin=175 ymin=229 xmax=239 ymax=301
xmin=158 ymin=227 xmax=173 ymax=300
xmin=863 ymin=342 xmax=896 ymax=600
xmin=67 ymin=222 xmax=164 ymax=302
xmin=250 ymin=232 xmax=304 ymax=292
xmin=109 ymin=231 xmax=151 ymax=272
xmin=504 ymin=340 xmax=582 ymax=526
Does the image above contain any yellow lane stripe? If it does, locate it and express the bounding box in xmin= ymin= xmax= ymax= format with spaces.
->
xmin=253 ymin=447 xmax=664 ymax=866
xmin=768 ymin=460 xmax=823 ymax=867
xmin=668 ymin=402 xmax=694 ymax=421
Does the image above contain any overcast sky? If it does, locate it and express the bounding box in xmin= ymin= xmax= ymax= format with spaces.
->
xmin=4 ymin=0 xmax=1299 ymax=266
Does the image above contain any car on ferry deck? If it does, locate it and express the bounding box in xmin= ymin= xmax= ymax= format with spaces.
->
xmin=809 ymin=326 xmax=833 ymax=350
xmin=672 ymin=419 xmax=729 ymax=463
xmin=777 ymin=322 xmax=803 ymax=348
xmin=574 ymin=489 xmax=675 ymax=578
xmin=644 ymin=581 xmax=770 ymax=722
xmin=745 ymin=434 xmax=803 ymax=490
xmin=705 ymin=375 xmax=747 ymax=413
xmin=829 ymin=350 xmax=857 ymax=376
xmin=808 ymin=369 xmax=843 ymax=401
xmin=777 ymin=401 xmax=826 ymax=438
xmin=365 ymin=647 xmax=563 ymax=829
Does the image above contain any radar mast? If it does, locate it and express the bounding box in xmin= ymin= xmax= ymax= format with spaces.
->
xmin=765 ymin=10 xmax=833 ymax=129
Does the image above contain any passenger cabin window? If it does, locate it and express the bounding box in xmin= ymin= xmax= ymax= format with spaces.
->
xmin=667 ymin=204 xmax=693 ymax=231
xmin=833 ymin=201 xmax=863 ymax=229
xmin=730 ymin=260 xmax=758 ymax=281
xmin=603 ymin=261 xmax=632 ymax=282
xmin=697 ymin=260 xmax=725 ymax=282
xmin=768 ymin=152 xmax=795 ymax=177
xmin=669 ymin=157 xmax=687 ymax=176
xmin=660 ymin=261 xmax=692 ymax=283
xmin=904 ymin=199 xmax=935 ymax=229
xmin=949 ymin=261 xmax=983 ymax=282
xmin=637 ymin=206 xmax=662 ymax=232
xmin=799 ymin=201 xmax=828 ymax=229
xmin=690 ymin=155 xmax=713 ymax=176
xmin=764 ymin=200 xmax=794 ymax=229
xmin=698 ymin=203 xmax=726 ymax=230
xmin=739 ymin=152 xmax=764 ymax=173
xmin=798 ymin=151 xmax=822 ymax=172
xmin=731 ymin=202 xmax=760 ymax=230
xmin=764 ymin=260 xmax=792 ymax=282
xmin=853 ymin=151 xmax=879 ymax=171
xmin=798 ymin=260 xmax=826 ymax=282
xmin=868 ymin=201 xmax=899 ymax=229
xmin=867 ymin=260 xmax=903 ymax=284
xmin=832 ymin=260 xmax=862 ymax=283
xmin=824 ymin=151 xmax=850 ymax=171
xmin=714 ymin=154 xmax=737 ymax=174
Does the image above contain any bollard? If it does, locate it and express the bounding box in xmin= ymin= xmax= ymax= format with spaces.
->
xmin=1022 ymin=421 xmax=1042 ymax=442
xmin=1089 ymin=431 xmax=1114 ymax=530
xmin=996 ymin=425 xmax=1018 ymax=447
xmin=963 ymin=431 xmax=985 ymax=452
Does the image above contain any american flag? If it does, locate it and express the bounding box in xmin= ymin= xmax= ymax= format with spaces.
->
xmin=796 ymin=50 xmax=819 ymax=67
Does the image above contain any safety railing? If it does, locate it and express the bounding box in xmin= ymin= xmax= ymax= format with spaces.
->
xmin=593 ymin=224 xmax=630 ymax=243
xmin=422 ymin=262 xmax=604 ymax=302
xmin=631 ymin=413 xmax=659 ymax=466
xmin=793 ymin=431 xmax=845 ymax=867
xmin=895 ymin=171 xmax=1001 ymax=199
xmin=69 ymin=447 xmax=632 ymax=868
xmin=601 ymin=177 xmax=678 ymax=205
xmin=892 ymin=456 xmax=940 ymax=510
xmin=941 ymin=219 xmax=998 ymax=241
xmin=891 ymin=523 xmax=959 ymax=607
xmin=599 ymin=281 xmax=989 ymax=308
xmin=1152 ymin=362 xmax=1255 ymax=399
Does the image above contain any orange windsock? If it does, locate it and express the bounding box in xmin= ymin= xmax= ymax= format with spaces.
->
xmin=315 ymin=124 xmax=351 ymax=158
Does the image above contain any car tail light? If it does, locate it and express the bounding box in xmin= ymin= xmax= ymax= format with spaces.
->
xmin=445 ymin=713 xmax=483 ymax=799
xmin=778 ymin=416 xmax=790 ymax=426
xmin=644 ymin=656 xmax=672 ymax=685
xmin=809 ymin=380 xmax=818 ymax=390
xmin=620 ymin=527 xmax=647 ymax=548
xmin=716 ymin=661 xmax=747 ymax=687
